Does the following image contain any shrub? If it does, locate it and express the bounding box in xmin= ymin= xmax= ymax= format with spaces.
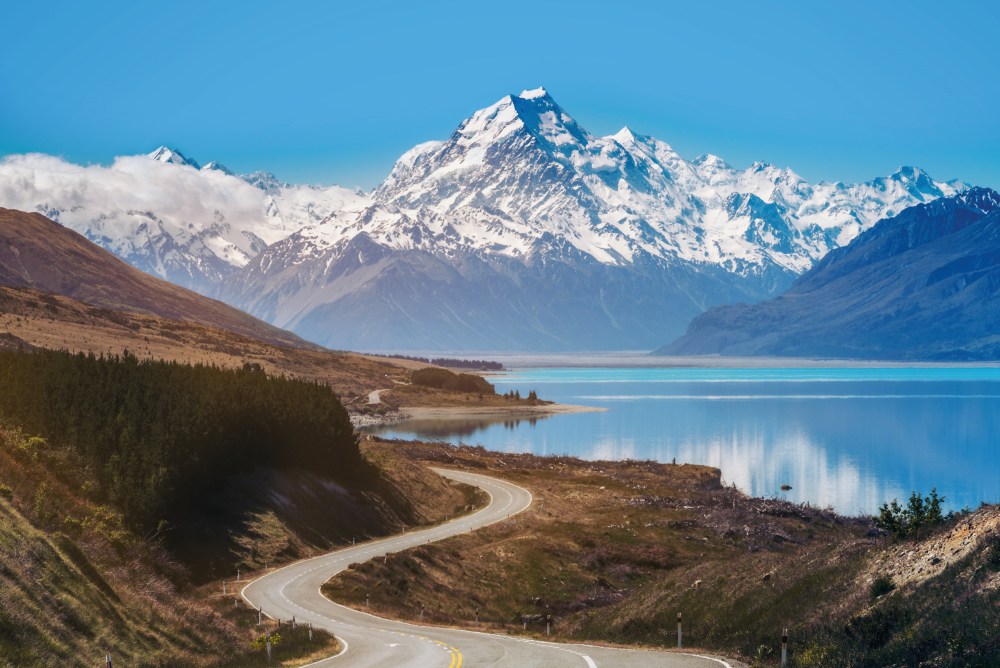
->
xmin=251 ymin=631 xmax=282 ymax=650
xmin=987 ymin=534 xmax=1000 ymax=571
xmin=874 ymin=489 xmax=947 ymax=539
xmin=0 ymin=483 xmax=12 ymax=500
xmin=870 ymin=575 xmax=896 ymax=599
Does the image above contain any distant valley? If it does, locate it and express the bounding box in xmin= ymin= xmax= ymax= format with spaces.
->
xmin=0 ymin=89 xmax=965 ymax=351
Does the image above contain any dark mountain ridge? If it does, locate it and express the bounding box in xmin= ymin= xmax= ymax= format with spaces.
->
xmin=659 ymin=188 xmax=1000 ymax=360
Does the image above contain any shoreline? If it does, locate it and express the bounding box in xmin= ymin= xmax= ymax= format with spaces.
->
xmin=350 ymin=401 xmax=603 ymax=429
xmin=373 ymin=351 xmax=1000 ymax=369
xmin=400 ymin=402 xmax=605 ymax=420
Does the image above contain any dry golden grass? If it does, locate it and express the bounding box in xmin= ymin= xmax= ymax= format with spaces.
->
xmin=323 ymin=440 xmax=874 ymax=662
xmin=0 ymin=285 xmax=413 ymax=399
xmin=323 ymin=441 xmax=1000 ymax=666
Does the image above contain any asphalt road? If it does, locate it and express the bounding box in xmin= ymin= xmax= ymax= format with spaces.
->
xmin=241 ymin=468 xmax=733 ymax=668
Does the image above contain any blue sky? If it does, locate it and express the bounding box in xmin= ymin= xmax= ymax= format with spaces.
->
xmin=1 ymin=0 xmax=997 ymax=189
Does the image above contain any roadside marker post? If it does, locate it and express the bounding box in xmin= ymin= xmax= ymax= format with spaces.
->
xmin=677 ymin=612 xmax=682 ymax=649
xmin=266 ymin=632 xmax=272 ymax=662
xmin=258 ymin=606 xmax=263 ymax=626
xmin=105 ymin=652 xmax=112 ymax=668
xmin=420 ymin=604 xmax=425 ymax=623
xmin=222 ymin=581 xmax=227 ymax=596
xmin=546 ymin=614 xmax=551 ymax=636
xmin=292 ymin=615 xmax=296 ymax=630
xmin=781 ymin=628 xmax=788 ymax=667
xmin=366 ymin=592 xmax=370 ymax=608
xmin=475 ymin=608 xmax=480 ymax=626
xmin=308 ymin=623 xmax=313 ymax=642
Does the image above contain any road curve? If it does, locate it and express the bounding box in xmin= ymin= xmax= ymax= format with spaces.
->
xmin=241 ymin=468 xmax=731 ymax=668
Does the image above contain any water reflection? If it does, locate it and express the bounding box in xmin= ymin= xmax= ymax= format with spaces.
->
xmin=372 ymin=368 xmax=1000 ymax=515
xmin=371 ymin=415 xmax=545 ymax=440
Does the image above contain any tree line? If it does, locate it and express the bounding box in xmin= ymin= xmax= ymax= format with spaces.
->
xmin=0 ymin=349 xmax=358 ymax=531
xmin=379 ymin=354 xmax=504 ymax=371
xmin=411 ymin=367 xmax=496 ymax=394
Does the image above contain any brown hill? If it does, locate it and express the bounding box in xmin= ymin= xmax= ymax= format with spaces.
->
xmin=0 ymin=207 xmax=315 ymax=350
xmin=0 ymin=284 xmax=410 ymax=401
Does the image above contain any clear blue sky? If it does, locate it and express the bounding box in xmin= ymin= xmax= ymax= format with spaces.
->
xmin=1 ymin=0 xmax=997 ymax=190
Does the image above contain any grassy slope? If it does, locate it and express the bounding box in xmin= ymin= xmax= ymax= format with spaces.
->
xmin=323 ymin=440 xmax=1000 ymax=667
xmin=0 ymin=208 xmax=313 ymax=351
xmin=0 ymin=424 xmax=246 ymax=666
xmin=0 ymin=420 xmax=480 ymax=666
xmin=0 ymin=285 xmax=411 ymax=399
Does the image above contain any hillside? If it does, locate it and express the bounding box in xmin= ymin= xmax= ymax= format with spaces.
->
xmin=0 ymin=420 xmax=341 ymax=667
xmin=0 ymin=207 xmax=314 ymax=350
xmin=0 ymin=351 xmax=481 ymax=666
xmin=0 ymin=284 xmax=411 ymax=398
xmin=325 ymin=440 xmax=1000 ymax=667
xmin=660 ymin=188 xmax=1000 ymax=360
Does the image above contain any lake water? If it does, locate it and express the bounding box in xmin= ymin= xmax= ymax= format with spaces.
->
xmin=370 ymin=366 xmax=1000 ymax=516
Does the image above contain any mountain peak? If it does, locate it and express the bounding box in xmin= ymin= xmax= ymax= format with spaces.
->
xmin=201 ymin=161 xmax=234 ymax=176
xmin=612 ymin=126 xmax=638 ymax=144
xmin=240 ymin=170 xmax=287 ymax=195
xmin=518 ymin=86 xmax=549 ymax=100
xmin=147 ymin=146 xmax=200 ymax=169
xmin=451 ymin=88 xmax=590 ymax=159
xmin=957 ymin=186 xmax=1000 ymax=215
xmin=891 ymin=165 xmax=929 ymax=181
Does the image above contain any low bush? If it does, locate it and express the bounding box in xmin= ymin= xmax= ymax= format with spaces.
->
xmin=874 ymin=489 xmax=947 ymax=539
xmin=870 ymin=575 xmax=895 ymax=599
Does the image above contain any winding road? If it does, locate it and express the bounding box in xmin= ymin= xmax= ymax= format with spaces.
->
xmin=241 ymin=469 xmax=733 ymax=668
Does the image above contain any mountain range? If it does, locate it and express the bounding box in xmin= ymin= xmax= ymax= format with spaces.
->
xmin=661 ymin=188 xmax=1000 ymax=360
xmin=0 ymin=150 xmax=367 ymax=293
xmin=0 ymin=88 xmax=966 ymax=351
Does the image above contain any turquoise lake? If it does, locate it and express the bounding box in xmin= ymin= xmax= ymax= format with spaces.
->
xmin=370 ymin=366 xmax=1000 ymax=516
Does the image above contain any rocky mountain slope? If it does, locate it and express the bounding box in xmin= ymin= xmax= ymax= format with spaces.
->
xmin=0 ymin=207 xmax=313 ymax=349
xmin=660 ymin=188 xmax=1000 ymax=359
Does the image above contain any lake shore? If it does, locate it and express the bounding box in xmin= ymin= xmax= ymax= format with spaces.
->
xmin=400 ymin=401 xmax=605 ymax=421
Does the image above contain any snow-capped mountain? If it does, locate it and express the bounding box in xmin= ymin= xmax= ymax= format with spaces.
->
xmin=149 ymin=146 xmax=201 ymax=169
xmin=221 ymin=88 xmax=964 ymax=351
xmin=201 ymin=160 xmax=234 ymax=175
xmin=0 ymin=148 xmax=368 ymax=292
xmin=0 ymin=89 xmax=967 ymax=351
